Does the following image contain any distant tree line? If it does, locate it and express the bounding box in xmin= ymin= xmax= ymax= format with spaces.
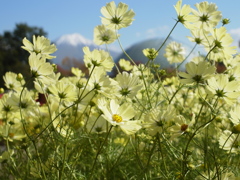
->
xmin=0 ymin=23 xmax=47 ymax=88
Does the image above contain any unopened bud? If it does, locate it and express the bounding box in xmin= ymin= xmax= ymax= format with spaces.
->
xmin=52 ymin=64 xmax=57 ymax=72
xmin=143 ymin=48 xmax=158 ymax=60
xmin=16 ymin=73 xmax=24 ymax=81
xmin=232 ymin=124 xmax=240 ymax=134
xmin=222 ymin=18 xmax=230 ymax=26
xmin=0 ymin=88 xmax=4 ymax=94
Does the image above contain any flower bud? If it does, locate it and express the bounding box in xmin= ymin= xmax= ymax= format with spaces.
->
xmin=0 ymin=88 xmax=4 ymax=94
xmin=16 ymin=73 xmax=24 ymax=81
xmin=232 ymin=124 xmax=240 ymax=134
xmin=143 ymin=48 xmax=158 ymax=60
xmin=52 ymin=64 xmax=58 ymax=72
xmin=222 ymin=18 xmax=230 ymax=26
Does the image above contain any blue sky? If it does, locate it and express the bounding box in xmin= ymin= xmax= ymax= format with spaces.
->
xmin=1 ymin=0 xmax=240 ymax=50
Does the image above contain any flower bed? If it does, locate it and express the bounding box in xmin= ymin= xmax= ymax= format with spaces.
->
xmin=0 ymin=1 xmax=239 ymax=179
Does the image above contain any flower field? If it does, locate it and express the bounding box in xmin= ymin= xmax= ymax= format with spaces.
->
xmin=0 ymin=1 xmax=240 ymax=179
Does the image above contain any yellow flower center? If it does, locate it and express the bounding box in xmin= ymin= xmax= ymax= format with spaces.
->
xmin=112 ymin=114 xmax=123 ymax=123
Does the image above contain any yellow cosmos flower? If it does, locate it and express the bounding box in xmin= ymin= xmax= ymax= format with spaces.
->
xmin=174 ymin=0 xmax=192 ymax=28
xmin=22 ymin=35 xmax=57 ymax=59
xmin=83 ymin=47 xmax=114 ymax=72
xmin=48 ymin=80 xmax=77 ymax=104
xmin=178 ymin=60 xmax=216 ymax=84
xmin=94 ymin=25 xmax=119 ymax=45
xmin=142 ymin=48 xmax=158 ymax=61
xmin=204 ymin=27 xmax=237 ymax=62
xmin=28 ymin=53 xmax=54 ymax=78
xmin=229 ymin=104 xmax=240 ymax=134
xmin=187 ymin=29 xmax=209 ymax=45
xmin=164 ymin=41 xmax=185 ymax=64
xmin=207 ymin=74 xmax=240 ymax=105
xmin=143 ymin=105 xmax=176 ymax=136
xmin=219 ymin=130 xmax=240 ymax=153
xmin=190 ymin=1 xmax=222 ymax=29
xmin=115 ymin=71 xmax=142 ymax=98
xmin=3 ymin=72 xmax=25 ymax=91
xmin=97 ymin=98 xmax=141 ymax=135
xmin=169 ymin=114 xmax=195 ymax=140
xmin=118 ymin=59 xmax=133 ymax=71
xmin=101 ymin=1 xmax=135 ymax=30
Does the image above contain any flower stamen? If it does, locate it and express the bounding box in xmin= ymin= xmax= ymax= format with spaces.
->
xmin=112 ymin=114 xmax=123 ymax=123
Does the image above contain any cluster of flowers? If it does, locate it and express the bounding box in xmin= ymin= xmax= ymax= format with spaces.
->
xmin=0 ymin=0 xmax=239 ymax=179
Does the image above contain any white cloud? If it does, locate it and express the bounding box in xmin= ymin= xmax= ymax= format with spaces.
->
xmin=146 ymin=25 xmax=170 ymax=37
xmin=135 ymin=32 xmax=141 ymax=37
xmin=229 ymin=28 xmax=240 ymax=37
xmin=145 ymin=25 xmax=170 ymax=38
xmin=135 ymin=25 xmax=170 ymax=39
xmin=229 ymin=28 xmax=240 ymax=49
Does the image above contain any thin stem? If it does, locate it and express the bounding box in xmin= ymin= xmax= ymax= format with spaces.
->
xmin=18 ymin=80 xmax=47 ymax=179
xmin=155 ymin=20 xmax=179 ymax=55
xmin=181 ymin=115 xmax=216 ymax=179
xmin=176 ymin=43 xmax=198 ymax=69
xmin=6 ymin=129 xmax=21 ymax=178
xmin=34 ymin=88 xmax=96 ymax=140
xmin=221 ymin=132 xmax=233 ymax=150
xmin=138 ymin=134 xmax=158 ymax=179
xmin=59 ymin=141 xmax=68 ymax=180
xmin=130 ymin=136 xmax=144 ymax=170
xmin=204 ymin=44 xmax=217 ymax=62
xmin=109 ymin=36 xmax=121 ymax=74
xmin=108 ymin=137 xmax=130 ymax=174
xmin=116 ymin=32 xmax=136 ymax=66
xmin=195 ymin=94 xmax=208 ymax=125
xmin=78 ymin=65 xmax=96 ymax=100
xmin=139 ymin=68 xmax=152 ymax=108
xmin=169 ymin=84 xmax=184 ymax=104
xmin=156 ymin=133 xmax=169 ymax=175
xmin=89 ymin=125 xmax=113 ymax=180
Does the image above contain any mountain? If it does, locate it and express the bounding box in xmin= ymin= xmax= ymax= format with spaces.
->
xmin=52 ymin=33 xmax=121 ymax=69
xmin=116 ymin=37 xmax=198 ymax=70
xmin=52 ymin=33 xmax=197 ymax=71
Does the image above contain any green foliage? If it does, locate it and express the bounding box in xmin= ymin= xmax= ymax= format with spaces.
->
xmin=0 ymin=23 xmax=47 ymax=88
xmin=0 ymin=1 xmax=240 ymax=180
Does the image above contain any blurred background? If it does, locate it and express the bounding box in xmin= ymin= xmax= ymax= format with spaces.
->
xmin=0 ymin=0 xmax=240 ymax=87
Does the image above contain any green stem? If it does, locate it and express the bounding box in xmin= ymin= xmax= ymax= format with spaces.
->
xmin=89 ymin=125 xmax=113 ymax=180
xmin=156 ymin=133 xmax=169 ymax=175
xmin=59 ymin=141 xmax=67 ymax=180
xmin=139 ymin=68 xmax=152 ymax=108
xmin=130 ymin=135 xmax=144 ymax=170
xmin=108 ymin=137 xmax=130 ymax=174
xmin=34 ymin=88 xmax=96 ymax=140
xmin=169 ymin=84 xmax=184 ymax=104
xmin=18 ymin=80 xmax=47 ymax=179
xmin=181 ymin=115 xmax=216 ymax=179
xmin=176 ymin=43 xmax=198 ymax=70
xmin=116 ymin=31 xmax=154 ymax=108
xmin=116 ymin=32 xmax=136 ymax=66
xmin=88 ymin=113 xmax=102 ymax=134
xmin=204 ymin=44 xmax=217 ymax=62
xmin=78 ymin=65 xmax=96 ymax=101
xmin=6 ymin=128 xmax=21 ymax=178
xmin=195 ymin=94 xmax=208 ymax=125
xmin=155 ymin=20 xmax=179 ymax=55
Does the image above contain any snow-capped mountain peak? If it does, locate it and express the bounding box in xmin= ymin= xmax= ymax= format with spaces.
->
xmin=55 ymin=33 xmax=93 ymax=46
xmin=52 ymin=33 xmax=121 ymax=69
